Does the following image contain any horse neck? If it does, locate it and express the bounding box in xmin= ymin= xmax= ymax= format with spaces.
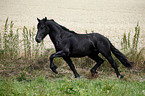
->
xmin=48 ymin=22 xmax=63 ymax=46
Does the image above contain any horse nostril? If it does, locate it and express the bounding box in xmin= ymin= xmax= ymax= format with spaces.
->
xmin=35 ymin=38 xmax=41 ymax=43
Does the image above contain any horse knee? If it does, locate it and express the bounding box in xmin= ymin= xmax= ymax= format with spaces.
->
xmin=111 ymin=62 xmax=118 ymax=69
xmin=49 ymin=54 xmax=55 ymax=63
xmin=98 ymin=58 xmax=104 ymax=64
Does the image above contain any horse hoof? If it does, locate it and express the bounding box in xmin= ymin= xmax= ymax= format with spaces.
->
xmin=119 ymin=75 xmax=124 ymax=79
xmin=51 ymin=65 xmax=58 ymax=74
xmin=75 ymin=75 xmax=80 ymax=78
xmin=53 ymin=70 xmax=58 ymax=74
xmin=90 ymin=69 xmax=98 ymax=77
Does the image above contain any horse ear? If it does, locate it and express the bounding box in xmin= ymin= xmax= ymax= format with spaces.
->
xmin=50 ymin=19 xmax=54 ymax=22
xmin=44 ymin=17 xmax=47 ymax=21
xmin=37 ymin=18 xmax=40 ymax=22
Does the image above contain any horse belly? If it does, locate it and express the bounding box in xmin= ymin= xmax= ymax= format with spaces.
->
xmin=70 ymin=44 xmax=95 ymax=57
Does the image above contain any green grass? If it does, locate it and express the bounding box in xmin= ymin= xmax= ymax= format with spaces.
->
xmin=0 ymin=76 xmax=145 ymax=96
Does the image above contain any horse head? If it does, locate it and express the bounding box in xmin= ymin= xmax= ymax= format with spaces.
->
xmin=35 ymin=17 xmax=50 ymax=43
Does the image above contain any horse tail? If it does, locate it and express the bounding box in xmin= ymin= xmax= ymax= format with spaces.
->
xmin=110 ymin=42 xmax=133 ymax=68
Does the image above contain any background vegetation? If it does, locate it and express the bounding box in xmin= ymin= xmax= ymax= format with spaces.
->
xmin=0 ymin=18 xmax=145 ymax=96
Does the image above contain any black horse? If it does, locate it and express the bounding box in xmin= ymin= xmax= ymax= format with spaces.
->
xmin=35 ymin=17 xmax=132 ymax=78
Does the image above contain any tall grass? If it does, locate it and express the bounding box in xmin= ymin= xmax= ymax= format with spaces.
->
xmin=0 ymin=18 xmax=45 ymax=60
xmin=121 ymin=22 xmax=140 ymax=52
xmin=2 ymin=18 xmax=19 ymax=59
xmin=121 ymin=23 xmax=145 ymax=67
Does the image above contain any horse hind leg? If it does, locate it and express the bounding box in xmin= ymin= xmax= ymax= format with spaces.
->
xmin=88 ymin=55 xmax=104 ymax=76
xmin=101 ymin=50 xmax=124 ymax=78
xmin=97 ymin=42 xmax=124 ymax=78
xmin=106 ymin=56 xmax=124 ymax=78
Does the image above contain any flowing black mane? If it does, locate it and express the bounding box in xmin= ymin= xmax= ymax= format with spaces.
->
xmin=50 ymin=19 xmax=77 ymax=34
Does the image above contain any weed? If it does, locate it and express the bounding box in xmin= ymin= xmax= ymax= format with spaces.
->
xmin=121 ymin=23 xmax=145 ymax=67
xmin=0 ymin=18 xmax=46 ymax=60
xmin=17 ymin=71 xmax=27 ymax=81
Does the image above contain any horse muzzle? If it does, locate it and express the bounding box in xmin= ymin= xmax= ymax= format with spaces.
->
xmin=35 ymin=37 xmax=41 ymax=43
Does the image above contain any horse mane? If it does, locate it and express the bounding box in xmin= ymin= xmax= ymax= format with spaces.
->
xmin=50 ymin=19 xmax=77 ymax=34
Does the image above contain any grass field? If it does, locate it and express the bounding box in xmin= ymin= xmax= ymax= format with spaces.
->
xmin=0 ymin=75 xmax=145 ymax=96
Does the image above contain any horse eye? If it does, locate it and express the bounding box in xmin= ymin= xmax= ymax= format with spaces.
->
xmin=40 ymin=26 xmax=44 ymax=29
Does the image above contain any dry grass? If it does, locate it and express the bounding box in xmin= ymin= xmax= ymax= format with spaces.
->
xmin=0 ymin=52 xmax=144 ymax=82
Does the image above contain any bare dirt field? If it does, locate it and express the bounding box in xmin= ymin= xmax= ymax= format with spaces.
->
xmin=0 ymin=0 xmax=145 ymax=49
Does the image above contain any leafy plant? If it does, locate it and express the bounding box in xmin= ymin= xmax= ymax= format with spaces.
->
xmin=121 ymin=22 xmax=144 ymax=67
xmin=1 ymin=17 xmax=20 ymax=59
xmin=0 ymin=18 xmax=46 ymax=60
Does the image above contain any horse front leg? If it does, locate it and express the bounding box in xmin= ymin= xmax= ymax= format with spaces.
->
xmin=49 ymin=51 xmax=65 ymax=74
xmin=63 ymin=57 xmax=80 ymax=78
